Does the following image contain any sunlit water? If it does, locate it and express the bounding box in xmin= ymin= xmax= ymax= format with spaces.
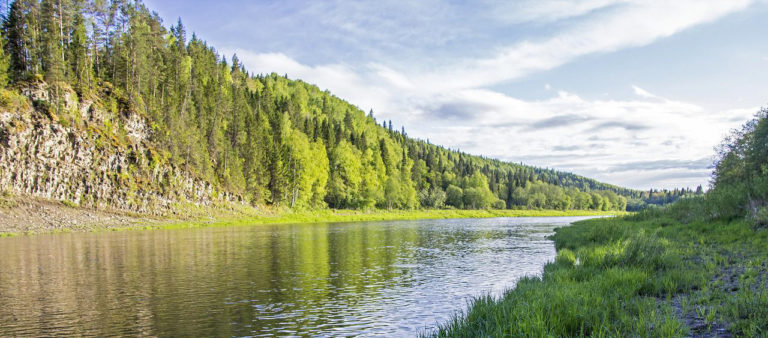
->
xmin=0 ymin=216 xmax=596 ymax=336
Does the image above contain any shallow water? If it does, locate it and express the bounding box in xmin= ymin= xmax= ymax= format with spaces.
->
xmin=0 ymin=216 xmax=595 ymax=336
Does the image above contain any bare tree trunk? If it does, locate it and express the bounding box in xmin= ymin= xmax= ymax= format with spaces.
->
xmin=57 ymin=0 xmax=64 ymax=62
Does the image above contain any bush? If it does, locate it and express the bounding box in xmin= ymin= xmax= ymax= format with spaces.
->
xmin=445 ymin=185 xmax=463 ymax=208
xmin=665 ymin=196 xmax=707 ymax=223
xmin=707 ymin=183 xmax=748 ymax=220
xmin=492 ymin=199 xmax=506 ymax=209
xmin=0 ymin=88 xmax=28 ymax=111
xmin=748 ymin=205 xmax=768 ymax=228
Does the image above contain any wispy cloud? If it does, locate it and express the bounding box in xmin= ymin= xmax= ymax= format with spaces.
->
xmin=489 ymin=0 xmax=628 ymax=24
xmin=530 ymin=114 xmax=590 ymax=129
xmin=411 ymin=0 xmax=753 ymax=92
xmin=632 ymin=85 xmax=660 ymax=99
xmin=607 ymin=158 xmax=714 ymax=172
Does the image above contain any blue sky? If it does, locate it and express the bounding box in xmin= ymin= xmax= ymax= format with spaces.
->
xmin=144 ymin=0 xmax=768 ymax=190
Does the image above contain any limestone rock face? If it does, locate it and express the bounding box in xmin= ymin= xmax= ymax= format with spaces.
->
xmin=0 ymin=86 xmax=239 ymax=215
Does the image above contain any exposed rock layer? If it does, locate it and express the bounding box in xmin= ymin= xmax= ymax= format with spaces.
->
xmin=0 ymin=84 xmax=239 ymax=215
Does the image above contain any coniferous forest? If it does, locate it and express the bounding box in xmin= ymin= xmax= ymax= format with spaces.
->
xmin=0 ymin=0 xmax=695 ymax=212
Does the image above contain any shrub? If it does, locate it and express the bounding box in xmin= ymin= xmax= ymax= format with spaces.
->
xmin=492 ymin=199 xmax=506 ymax=209
xmin=748 ymin=205 xmax=768 ymax=229
xmin=665 ymin=196 xmax=707 ymax=223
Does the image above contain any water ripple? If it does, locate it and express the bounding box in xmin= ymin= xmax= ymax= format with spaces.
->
xmin=0 ymin=216 xmax=597 ymax=336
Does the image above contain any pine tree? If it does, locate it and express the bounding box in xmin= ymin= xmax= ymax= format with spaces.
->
xmin=0 ymin=24 xmax=10 ymax=87
xmin=4 ymin=0 xmax=27 ymax=78
xmin=68 ymin=9 xmax=89 ymax=92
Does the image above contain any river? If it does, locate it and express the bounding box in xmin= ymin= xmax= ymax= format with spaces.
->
xmin=0 ymin=216 xmax=595 ymax=336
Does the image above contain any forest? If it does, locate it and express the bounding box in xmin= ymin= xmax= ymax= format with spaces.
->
xmin=0 ymin=0 xmax=693 ymax=211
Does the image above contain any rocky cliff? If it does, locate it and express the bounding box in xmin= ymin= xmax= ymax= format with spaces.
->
xmin=0 ymin=83 xmax=240 ymax=216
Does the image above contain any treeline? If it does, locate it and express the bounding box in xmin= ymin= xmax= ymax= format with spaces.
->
xmin=650 ymin=108 xmax=768 ymax=227
xmin=626 ymin=186 xmax=704 ymax=211
xmin=707 ymin=108 xmax=768 ymax=224
xmin=0 ymin=0 xmax=636 ymax=211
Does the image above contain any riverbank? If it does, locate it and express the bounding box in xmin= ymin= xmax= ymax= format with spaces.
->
xmin=431 ymin=211 xmax=768 ymax=336
xmin=0 ymin=194 xmax=623 ymax=237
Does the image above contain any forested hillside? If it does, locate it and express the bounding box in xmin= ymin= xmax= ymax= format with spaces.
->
xmin=0 ymin=0 xmax=644 ymax=211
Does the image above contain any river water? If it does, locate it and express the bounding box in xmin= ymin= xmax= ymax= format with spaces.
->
xmin=0 ymin=216 xmax=595 ymax=336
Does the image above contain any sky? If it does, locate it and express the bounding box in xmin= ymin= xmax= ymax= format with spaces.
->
xmin=144 ymin=0 xmax=768 ymax=190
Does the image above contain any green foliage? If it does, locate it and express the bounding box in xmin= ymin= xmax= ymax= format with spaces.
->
xmin=461 ymin=172 xmax=496 ymax=209
xmin=748 ymin=205 xmax=768 ymax=228
xmin=419 ymin=188 xmax=446 ymax=209
xmin=445 ymin=185 xmax=463 ymax=208
xmin=708 ymin=108 xmax=768 ymax=222
xmin=327 ymin=140 xmax=364 ymax=208
xmin=0 ymin=87 xmax=28 ymax=110
xmin=283 ymin=126 xmax=329 ymax=209
xmin=0 ymin=31 xmax=10 ymax=87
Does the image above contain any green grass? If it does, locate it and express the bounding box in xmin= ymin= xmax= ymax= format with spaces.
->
xmin=430 ymin=211 xmax=768 ymax=337
xmin=118 ymin=208 xmax=622 ymax=232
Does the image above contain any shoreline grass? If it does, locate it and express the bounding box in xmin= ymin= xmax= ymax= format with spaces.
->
xmin=430 ymin=211 xmax=768 ymax=337
xmin=0 ymin=208 xmax=623 ymax=237
xmin=107 ymin=208 xmax=623 ymax=233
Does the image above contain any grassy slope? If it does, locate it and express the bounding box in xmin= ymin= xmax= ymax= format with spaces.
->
xmin=432 ymin=213 xmax=768 ymax=337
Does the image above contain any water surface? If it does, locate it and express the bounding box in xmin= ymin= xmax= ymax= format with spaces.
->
xmin=0 ymin=216 xmax=594 ymax=336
